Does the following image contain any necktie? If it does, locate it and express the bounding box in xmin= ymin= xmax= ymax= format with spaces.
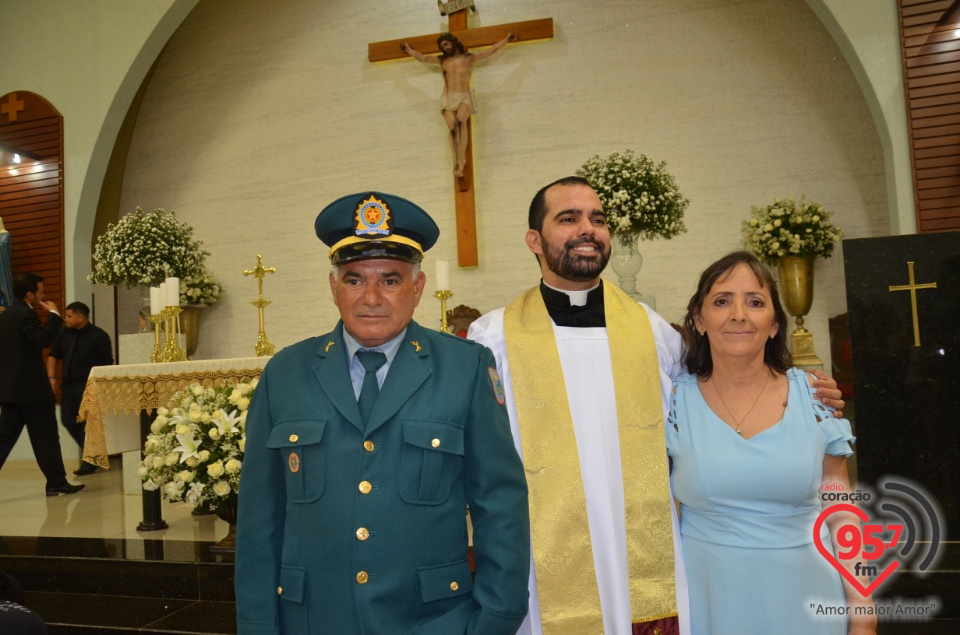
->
xmin=356 ymin=350 xmax=387 ymax=426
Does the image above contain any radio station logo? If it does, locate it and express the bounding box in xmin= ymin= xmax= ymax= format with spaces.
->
xmin=814 ymin=476 xmax=943 ymax=598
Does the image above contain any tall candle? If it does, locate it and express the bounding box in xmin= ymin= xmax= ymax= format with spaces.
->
xmin=165 ymin=277 xmax=180 ymax=307
xmin=435 ymin=260 xmax=450 ymax=291
xmin=159 ymin=282 xmax=167 ymax=309
xmin=150 ymin=287 xmax=161 ymax=316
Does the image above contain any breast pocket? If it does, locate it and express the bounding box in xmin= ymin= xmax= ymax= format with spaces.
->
xmin=266 ymin=420 xmax=327 ymax=503
xmin=398 ymin=419 xmax=465 ymax=505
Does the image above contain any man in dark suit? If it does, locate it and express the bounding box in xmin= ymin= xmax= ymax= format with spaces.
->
xmin=235 ymin=192 xmax=530 ymax=634
xmin=0 ymin=273 xmax=84 ymax=495
xmin=47 ymin=301 xmax=114 ymax=475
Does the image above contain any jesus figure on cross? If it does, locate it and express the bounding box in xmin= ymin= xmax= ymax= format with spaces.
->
xmin=401 ymin=31 xmax=517 ymax=177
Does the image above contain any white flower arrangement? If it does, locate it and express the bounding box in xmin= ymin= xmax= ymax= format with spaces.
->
xmin=576 ymin=150 xmax=688 ymax=245
xmin=88 ymin=207 xmax=213 ymax=291
xmin=741 ymin=197 xmax=844 ymax=265
xmin=140 ymin=379 xmax=256 ymax=511
xmin=180 ymin=269 xmax=224 ymax=306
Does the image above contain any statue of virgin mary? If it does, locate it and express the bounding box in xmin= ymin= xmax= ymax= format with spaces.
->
xmin=0 ymin=217 xmax=12 ymax=308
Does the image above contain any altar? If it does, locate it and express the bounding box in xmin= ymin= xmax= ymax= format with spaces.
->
xmin=78 ymin=356 xmax=270 ymax=529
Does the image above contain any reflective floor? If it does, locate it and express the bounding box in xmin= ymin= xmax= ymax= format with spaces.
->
xmin=0 ymin=459 xmax=230 ymax=543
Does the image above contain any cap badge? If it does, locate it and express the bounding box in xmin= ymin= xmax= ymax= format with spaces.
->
xmin=355 ymin=195 xmax=392 ymax=237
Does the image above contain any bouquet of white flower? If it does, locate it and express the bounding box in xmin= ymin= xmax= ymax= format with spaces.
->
xmin=576 ymin=150 xmax=688 ymax=244
xmin=140 ymin=380 xmax=256 ymax=511
xmin=742 ymin=197 xmax=844 ymax=265
xmin=88 ymin=207 xmax=210 ymax=289
xmin=180 ymin=269 xmax=224 ymax=306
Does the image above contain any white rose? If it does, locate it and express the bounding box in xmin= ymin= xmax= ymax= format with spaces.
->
xmin=213 ymin=480 xmax=232 ymax=497
xmin=201 ymin=412 xmax=211 ymax=423
xmin=180 ymin=470 xmax=194 ymax=483
xmin=138 ymin=466 xmax=149 ymax=478
xmin=150 ymin=420 xmax=164 ymax=434
xmin=207 ymin=460 xmax=225 ymax=478
xmin=186 ymin=456 xmax=200 ymax=468
xmin=164 ymin=452 xmax=179 ymax=466
xmin=152 ymin=456 xmax=165 ymax=469
xmin=238 ymin=398 xmax=250 ymax=410
xmin=176 ymin=423 xmax=190 ymax=435
xmin=157 ymin=407 xmax=169 ymax=416
xmin=198 ymin=450 xmax=210 ymax=462
xmin=225 ymin=458 xmax=242 ymax=474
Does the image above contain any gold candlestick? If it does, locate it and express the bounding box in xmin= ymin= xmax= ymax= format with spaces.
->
xmin=162 ymin=306 xmax=188 ymax=362
xmin=150 ymin=314 xmax=163 ymax=363
xmin=434 ymin=290 xmax=453 ymax=332
xmin=244 ymin=254 xmax=276 ymax=357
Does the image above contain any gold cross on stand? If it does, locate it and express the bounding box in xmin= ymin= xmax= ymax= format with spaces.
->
xmin=243 ymin=254 xmax=277 ymax=357
xmin=888 ymin=261 xmax=938 ymax=347
xmin=369 ymin=3 xmax=553 ymax=266
xmin=1 ymin=92 xmax=25 ymax=122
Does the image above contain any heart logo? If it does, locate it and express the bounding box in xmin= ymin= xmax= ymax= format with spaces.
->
xmin=813 ymin=503 xmax=899 ymax=597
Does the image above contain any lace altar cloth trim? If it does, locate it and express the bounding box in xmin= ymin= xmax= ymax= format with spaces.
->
xmin=79 ymin=357 xmax=270 ymax=468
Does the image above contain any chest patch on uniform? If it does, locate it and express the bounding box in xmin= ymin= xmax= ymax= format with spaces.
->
xmin=488 ymin=367 xmax=505 ymax=405
xmin=288 ymin=452 xmax=300 ymax=473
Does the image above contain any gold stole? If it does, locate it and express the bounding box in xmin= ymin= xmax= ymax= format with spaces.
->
xmin=504 ymin=282 xmax=677 ymax=632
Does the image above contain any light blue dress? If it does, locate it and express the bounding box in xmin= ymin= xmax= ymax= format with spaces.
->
xmin=666 ymin=368 xmax=855 ymax=635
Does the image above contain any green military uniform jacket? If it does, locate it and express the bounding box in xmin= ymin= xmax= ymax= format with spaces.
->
xmin=235 ymin=320 xmax=530 ymax=634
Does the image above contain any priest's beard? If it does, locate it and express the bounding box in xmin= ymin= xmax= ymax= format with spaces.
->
xmin=541 ymin=235 xmax=610 ymax=283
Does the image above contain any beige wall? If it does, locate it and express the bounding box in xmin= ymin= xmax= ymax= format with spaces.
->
xmin=112 ymin=0 xmax=892 ymax=365
xmin=0 ymin=1 xmax=912 ymax=463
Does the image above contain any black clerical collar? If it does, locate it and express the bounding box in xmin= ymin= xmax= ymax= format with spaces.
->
xmin=539 ymin=281 xmax=606 ymax=328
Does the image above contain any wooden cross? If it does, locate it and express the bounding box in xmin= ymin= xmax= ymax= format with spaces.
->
xmin=369 ymin=6 xmax=553 ymax=267
xmin=888 ymin=261 xmax=938 ymax=347
xmin=1 ymin=92 xmax=25 ymax=123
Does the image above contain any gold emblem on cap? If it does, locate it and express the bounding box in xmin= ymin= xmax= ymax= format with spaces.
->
xmin=355 ymin=195 xmax=391 ymax=236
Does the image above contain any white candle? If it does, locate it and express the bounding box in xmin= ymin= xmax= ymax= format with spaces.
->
xmin=159 ymin=282 xmax=167 ymax=309
xmin=150 ymin=287 xmax=161 ymax=316
xmin=165 ymin=277 xmax=180 ymax=307
xmin=435 ymin=260 xmax=450 ymax=291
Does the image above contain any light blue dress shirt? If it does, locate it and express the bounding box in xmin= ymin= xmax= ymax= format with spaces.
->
xmin=342 ymin=326 xmax=407 ymax=399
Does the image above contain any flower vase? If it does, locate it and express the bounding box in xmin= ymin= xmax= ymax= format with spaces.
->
xmin=136 ymin=285 xmax=153 ymax=330
xmin=210 ymin=497 xmax=238 ymax=554
xmin=776 ymin=255 xmax=822 ymax=368
xmin=180 ymin=304 xmax=203 ymax=358
xmin=610 ymin=233 xmax=656 ymax=309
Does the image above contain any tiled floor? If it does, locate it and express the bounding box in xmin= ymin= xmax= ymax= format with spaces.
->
xmin=0 ymin=459 xmax=230 ymax=543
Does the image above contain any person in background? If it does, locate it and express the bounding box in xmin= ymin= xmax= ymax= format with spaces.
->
xmin=0 ymin=273 xmax=84 ymax=496
xmin=47 ymin=301 xmax=113 ymax=475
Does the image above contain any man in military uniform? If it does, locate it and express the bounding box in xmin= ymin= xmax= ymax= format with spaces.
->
xmin=235 ymin=192 xmax=530 ymax=635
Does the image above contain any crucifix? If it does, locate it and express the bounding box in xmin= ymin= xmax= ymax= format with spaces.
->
xmin=888 ymin=260 xmax=938 ymax=347
xmin=369 ymin=3 xmax=553 ymax=267
xmin=243 ymin=254 xmax=277 ymax=357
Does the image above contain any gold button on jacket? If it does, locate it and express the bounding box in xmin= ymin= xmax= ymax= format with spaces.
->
xmin=358 ymin=480 xmax=372 ymax=494
xmin=356 ymin=571 xmax=369 ymax=584
xmin=356 ymin=527 xmax=369 ymax=541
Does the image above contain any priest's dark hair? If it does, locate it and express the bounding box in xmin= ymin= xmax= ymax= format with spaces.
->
xmin=528 ymin=175 xmax=593 ymax=232
xmin=682 ymin=250 xmax=791 ymax=378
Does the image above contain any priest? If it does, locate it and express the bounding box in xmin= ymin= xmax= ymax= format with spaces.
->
xmin=468 ymin=176 xmax=845 ymax=635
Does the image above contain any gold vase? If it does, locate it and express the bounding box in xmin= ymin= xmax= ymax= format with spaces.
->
xmin=776 ymin=255 xmax=822 ymax=368
xmin=180 ymin=304 xmax=203 ymax=358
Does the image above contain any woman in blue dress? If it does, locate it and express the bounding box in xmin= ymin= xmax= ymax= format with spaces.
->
xmin=667 ymin=251 xmax=876 ymax=634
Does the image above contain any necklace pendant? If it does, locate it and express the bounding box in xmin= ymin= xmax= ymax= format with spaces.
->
xmin=736 ymin=423 xmax=742 ymax=436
